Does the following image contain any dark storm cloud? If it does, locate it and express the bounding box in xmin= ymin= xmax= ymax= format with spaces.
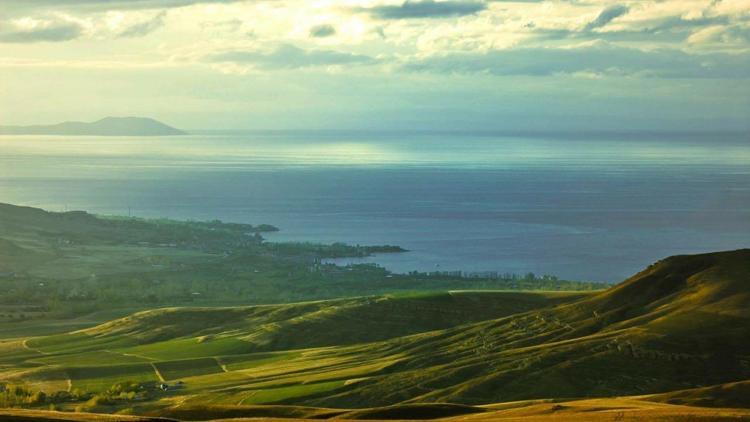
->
xmin=207 ymin=44 xmax=376 ymax=69
xmin=360 ymin=0 xmax=487 ymax=20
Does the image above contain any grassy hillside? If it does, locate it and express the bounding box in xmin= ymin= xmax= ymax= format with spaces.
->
xmin=0 ymin=249 xmax=747 ymax=420
xmin=645 ymin=380 xmax=750 ymax=409
xmin=467 ymin=397 xmax=750 ymax=421
xmin=1 ymin=291 xmax=583 ymax=397
xmin=303 ymin=249 xmax=750 ymax=407
xmin=79 ymin=291 xmax=585 ymax=351
xmin=1 ymin=397 xmax=749 ymax=421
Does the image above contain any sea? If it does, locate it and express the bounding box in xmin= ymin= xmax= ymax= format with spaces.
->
xmin=1 ymin=131 xmax=748 ymax=282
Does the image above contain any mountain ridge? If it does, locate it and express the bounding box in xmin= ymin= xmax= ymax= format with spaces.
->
xmin=0 ymin=116 xmax=186 ymax=136
xmin=291 ymin=249 xmax=750 ymax=407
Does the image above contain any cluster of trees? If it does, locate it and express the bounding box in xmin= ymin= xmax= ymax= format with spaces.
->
xmin=0 ymin=381 xmax=153 ymax=411
xmin=261 ymin=242 xmax=403 ymax=258
xmin=77 ymin=381 xmax=151 ymax=411
xmin=0 ymin=257 xmax=606 ymax=321
xmin=401 ymin=270 xmax=604 ymax=291
xmin=0 ymin=385 xmax=48 ymax=408
xmin=190 ymin=219 xmax=278 ymax=233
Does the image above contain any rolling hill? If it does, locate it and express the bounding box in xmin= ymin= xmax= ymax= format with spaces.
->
xmin=300 ymin=249 xmax=750 ymax=407
xmin=645 ymin=379 xmax=750 ymax=409
xmin=1 ymin=395 xmax=749 ymax=421
xmin=79 ymin=291 xmax=586 ymax=350
xmin=0 ymin=249 xmax=747 ymax=420
xmin=0 ymin=117 xmax=185 ymax=136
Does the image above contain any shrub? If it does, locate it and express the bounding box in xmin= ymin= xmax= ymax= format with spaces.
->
xmin=27 ymin=391 xmax=46 ymax=405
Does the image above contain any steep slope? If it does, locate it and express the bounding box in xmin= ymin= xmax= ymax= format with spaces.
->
xmin=299 ymin=249 xmax=750 ymax=407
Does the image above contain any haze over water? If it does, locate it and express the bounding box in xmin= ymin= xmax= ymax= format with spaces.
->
xmin=1 ymin=132 xmax=748 ymax=282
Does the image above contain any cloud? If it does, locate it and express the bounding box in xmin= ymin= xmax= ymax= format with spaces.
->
xmin=0 ymin=18 xmax=83 ymax=43
xmin=309 ymin=24 xmax=336 ymax=38
xmin=401 ymin=44 xmax=750 ymax=79
xmin=201 ymin=18 xmax=243 ymax=32
xmin=0 ymin=0 xmax=242 ymax=13
xmin=530 ymin=10 xmax=733 ymax=44
xmin=584 ymin=4 xmax=629 ymax=31
xmin=118 ymin=11 xmax=166 ymax=37
xmin=688 ymin=23 xmax=750 ymax=45
xmin=206 ymin=44 xmax=376 ymax=69
xmin=359 ymin=0 xmax=487 ymax=20
xmin=639 ymin=15 xmax=730 ymax=34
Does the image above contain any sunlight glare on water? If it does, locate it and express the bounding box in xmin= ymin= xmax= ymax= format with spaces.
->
xmin=1 ymin=131 xmax=748 ymax=281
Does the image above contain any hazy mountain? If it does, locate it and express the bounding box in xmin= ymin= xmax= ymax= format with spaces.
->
xmin=0 ymin=116 xmax=186 ymax=136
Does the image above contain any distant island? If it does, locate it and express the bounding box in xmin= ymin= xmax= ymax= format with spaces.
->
xmin=0 ymin=116 xmax=186 ymax=136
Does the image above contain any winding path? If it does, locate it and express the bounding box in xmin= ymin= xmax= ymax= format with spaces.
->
xmin=151 ymin=363 xmax=166 ymax=382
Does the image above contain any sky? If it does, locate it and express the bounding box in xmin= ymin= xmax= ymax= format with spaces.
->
xmin=0 ymin=0 xmax=748 ymax=131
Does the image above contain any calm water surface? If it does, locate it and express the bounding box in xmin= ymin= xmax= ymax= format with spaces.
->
xmin=1 ymin=132 xmax=748 ymax=282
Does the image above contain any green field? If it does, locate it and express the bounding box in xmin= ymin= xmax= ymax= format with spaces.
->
xmin=219 ymin=352 xmax=300 ymax=371
xmin=153 ymin=358 xmax=224 ymax=381
xmin=2 ymin=249 xmax=748 ymax=418
xmin=122 ymin=337 xmax=256 ymax=361
xmin=67 ymin=363 xmax=159 ymax=392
